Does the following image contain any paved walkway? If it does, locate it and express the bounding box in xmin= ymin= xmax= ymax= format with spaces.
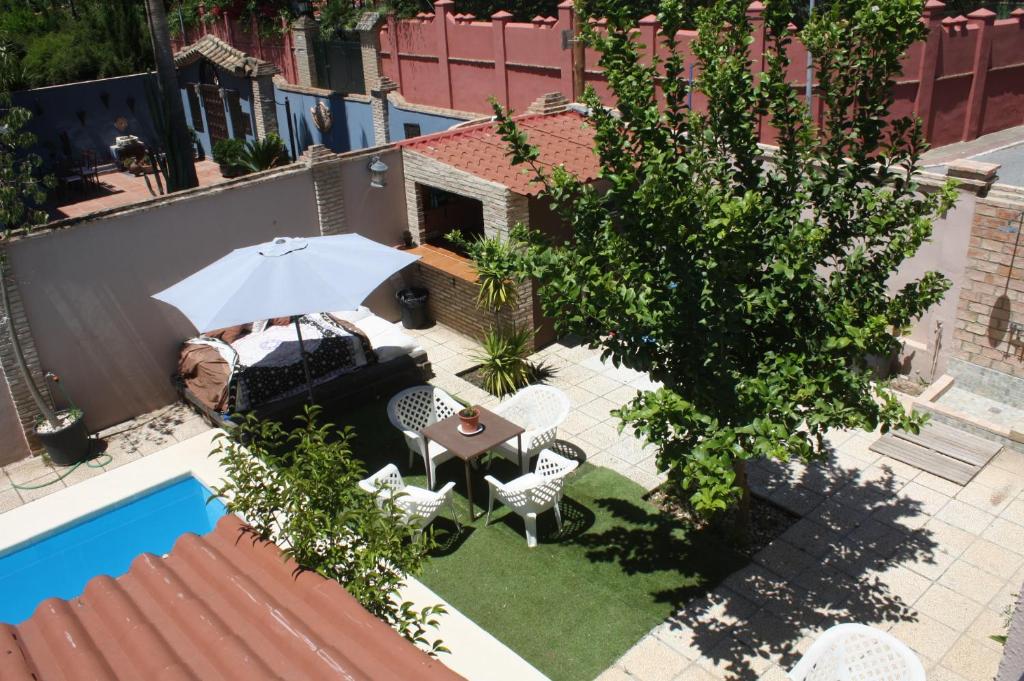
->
xmin=409 ymin=323 xmax=1022 ymax=681
xmin=0 ymin=403 xmax=211 ymax=512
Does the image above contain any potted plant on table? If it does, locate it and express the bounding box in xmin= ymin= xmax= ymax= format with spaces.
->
xmin=458 ymin=405 xmax=480 ymax=433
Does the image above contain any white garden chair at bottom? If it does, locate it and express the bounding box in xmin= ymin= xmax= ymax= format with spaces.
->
xmin=484 ymin=471 xmax=566 ymax=548
xmin=358 ymin=464 xmax=461 ymax=538
xmin=534 ymin=450 xmax=579 ymax=503
xmin=788 ymin=623 xmax=925 ymax=681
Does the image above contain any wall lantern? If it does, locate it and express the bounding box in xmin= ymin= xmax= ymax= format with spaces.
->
xmin=368 ymin=155 xmax=388 ymax=189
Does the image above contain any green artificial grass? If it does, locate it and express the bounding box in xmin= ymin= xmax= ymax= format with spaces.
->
xmin=320 ymin=396 xmax=748 ymax=681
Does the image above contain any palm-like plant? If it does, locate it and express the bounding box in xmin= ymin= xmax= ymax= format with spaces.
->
xmin=475 ymin=327 xmax=533 ymax=397
xmin=238 ymin=133 xmax=289 ymax=173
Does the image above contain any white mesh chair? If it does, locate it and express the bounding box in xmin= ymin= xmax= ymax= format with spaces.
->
xmin=788 ymin=623 xmax=926 ymax=681
xmin=484 ymin=472 xmax=565 ymax=548
xmin=359 ymin=464 xmax=460 ymax=537
xmin=387 ymin=385 xmax=461 ymax=489
xmin=534 ymin=450 xmax=578 ymax=502
xmin=490 ymin=385 xmax=571 ymax=474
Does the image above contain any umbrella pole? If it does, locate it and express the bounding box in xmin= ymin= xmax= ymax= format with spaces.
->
xmin=292 ymin=316 xmax=315 ymax=403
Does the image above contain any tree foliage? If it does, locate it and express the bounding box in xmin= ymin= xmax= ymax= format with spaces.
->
xmin=0 ymin=86 xmax=53 ymax=232
xmin=488 ymin=0 xmax=957 ymax=523
xmin=212 ymin=407 xmax=447 ymax=654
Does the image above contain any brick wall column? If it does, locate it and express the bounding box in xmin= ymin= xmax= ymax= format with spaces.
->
xmin=434 ymin=0 xmax=454 ymax=108
xmin=557 ymin=1 xmax=575 ymax=101
xmin=491 ymin=11 xmax=512 ymax=108
xmin=306 ymin=145 xmax=348 ymax=235
xmin=357 ymin=12 xmax=386 ymax=96
xmin=962 ymin=8 xmax=996 ymax=141
xmin=638 ymin=14 xmax=659 ymax=67
xmin=290 ymin=15 xmax=320 ymax=88
xmin=371 ymin=81 xmax=398 ymax=146
xmin=914 ymin=0 xmax=945 ymax=138
xmin=250 ymin=74 xmax=278 ymax=139
xmin=0 ymin=251 xmax=52 ymax=452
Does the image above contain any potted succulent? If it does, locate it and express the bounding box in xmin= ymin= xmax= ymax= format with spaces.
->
xmin=0 ymin=263 xmax=90 ymax=466
xmin=458 ymin=405 xmax=480 ymax=433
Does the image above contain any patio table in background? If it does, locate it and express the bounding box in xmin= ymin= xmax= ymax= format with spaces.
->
xmin=422 ymin=408 xmax=524 ymax=520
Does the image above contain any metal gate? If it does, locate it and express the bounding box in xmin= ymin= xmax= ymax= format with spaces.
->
xmin=199 ymin=85 xmax=229 ymax=145
xmin=318 ymin=31 xmax=364 ymax=94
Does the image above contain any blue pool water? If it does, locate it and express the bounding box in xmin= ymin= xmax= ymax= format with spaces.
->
xmin=0 ymin=476 xmax=227 ymax=624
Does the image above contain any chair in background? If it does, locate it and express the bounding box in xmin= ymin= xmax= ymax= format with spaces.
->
xmin=79 ymin=150 xmax=99 ymax=189
xmin=484 ymin=471 xmax=565 ymax=548
xmin=358 ymin=463 xmax=460 ymax=537
xmin=387 ymin=385 xmax=461 ymax=489
xmin=788 ymin=623 xmax=926 ymax=681
xmin=490 ymin=385 xmax=571 ymax=474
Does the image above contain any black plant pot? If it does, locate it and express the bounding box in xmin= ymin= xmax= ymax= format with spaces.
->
xmin=35 ymin=413 xmax=90 ymax=466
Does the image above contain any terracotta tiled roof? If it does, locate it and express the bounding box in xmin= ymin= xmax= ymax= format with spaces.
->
xmin=0 ymin=515 xmax=464 ymax=681
xmin=174 ymin=35 xmax=279 ymax=77
xmin=400 ymin=110 xmax=600 ymax=196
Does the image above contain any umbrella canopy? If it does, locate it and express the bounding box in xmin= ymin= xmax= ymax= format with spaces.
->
xmin=152 ymin=234 xmax=420 ymax=332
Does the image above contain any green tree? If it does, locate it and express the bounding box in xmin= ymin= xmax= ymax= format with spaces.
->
xmin=212 ymin=407 xmax=447 ymax=653
xmin=490 ymin=0 xmax=957 ymax=532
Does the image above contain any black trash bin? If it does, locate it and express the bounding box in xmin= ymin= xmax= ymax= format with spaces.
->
xmin=397 ymin=287 xmax=430 ymax=329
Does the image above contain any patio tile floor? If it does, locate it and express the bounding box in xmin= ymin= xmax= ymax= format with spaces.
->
xmin=407 ymin=323 xmax=1024 ymax=681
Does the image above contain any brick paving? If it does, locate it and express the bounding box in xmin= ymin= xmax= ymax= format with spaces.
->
xmin=48 ymin=160 xmax=226 ymax=220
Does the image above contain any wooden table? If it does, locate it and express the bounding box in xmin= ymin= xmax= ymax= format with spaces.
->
xmin=422 ymin=407 xmax=524 ymax=520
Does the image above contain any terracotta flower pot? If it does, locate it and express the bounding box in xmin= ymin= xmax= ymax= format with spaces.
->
xmin=459 ymin=410 xmax=479 ymax=432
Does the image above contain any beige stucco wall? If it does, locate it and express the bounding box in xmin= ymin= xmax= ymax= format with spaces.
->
xmin=4 ymin=168 xmax=319 ymax=433
xmin=891 ymin=186 xmax=977 ymax=381
xmin=0 ymin=378 xmax=30 ymax=465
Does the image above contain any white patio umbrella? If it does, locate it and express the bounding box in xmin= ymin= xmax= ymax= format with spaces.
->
xmin=152 ymin=234 xmax=420 ymax=400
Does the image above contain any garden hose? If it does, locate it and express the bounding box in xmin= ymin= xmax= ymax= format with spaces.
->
xmin=12 ymin=452 xmax=113 ymax=491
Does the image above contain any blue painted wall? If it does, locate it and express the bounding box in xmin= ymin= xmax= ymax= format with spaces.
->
xmin=176 ymin=62 xmax=256 ymax=159
xmin=274 ymin=87 xmax=351 ymax=158
xmin=12 ymin=73 xmax=158 ymax=169
xmin=345 ymin=99 xmax=374 ymax=151
xmin=387 ymin=102 xmax=467 ymax=142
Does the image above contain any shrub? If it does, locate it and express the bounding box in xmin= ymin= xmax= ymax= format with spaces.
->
xmin=475 ymin=327 xmax=533 ymax=397
xmin=238 ymin=132 xmax=289 ymax=173
xmin=211 ymin=137 xmax=245 ymax=173
xmin=212 ymin=406 xmax=448 ymax=654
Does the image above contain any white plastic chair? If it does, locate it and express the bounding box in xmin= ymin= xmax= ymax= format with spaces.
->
xmin=534 ymin=450 xmax=579 ymax=502
xmin=484 ymin=472 xmax=565 ymax=548
xmin=788 ymin=623 xmax=926 ymax=681
xmin=490 ymin=385 xmax=571 ymax=474
xmin=387 ymin=385 xmax=461 ymax=489
xmin=359 ymin=464 xmax=460 ymax=537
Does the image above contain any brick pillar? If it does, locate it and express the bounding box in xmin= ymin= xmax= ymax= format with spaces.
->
xmin=357 ymin=12 xmax=386 ymax=96
xmin=746 ymin=1 xmax=766 ymax=142
xmin=0 ymin=252 xmax=52 ymax=453
xmin=291 ymin=15 xmax=320 ymax=88
xmin=557 ymin=0 xmax=575 ymax=101
xmin=386 ymin=13 xmax=404 ymax=93
xmin=914 ymin=0 xmax=945 ymax=140
xmin=250 ymin=74 xmax=278 ymax=139
xmin=306 ymin=145 xmax=348 ymax=235
xmin=962 ymin=8 xmax=996 ymax=141
xmin=638 ymin=14 xmax=659 ymax=67
xmin=370 ymin=80 xmax=398 ymax=146
xmin=434 ymin=0 xmax=454 ymax=108
xmin=491 ymin=11 xmax=512 ymax=108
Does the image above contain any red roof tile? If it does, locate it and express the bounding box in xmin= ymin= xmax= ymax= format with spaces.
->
xmin=0 ymin=515 xmax=464 ymax=681
xmin=400 ymin=111 xmax=600 ymax=196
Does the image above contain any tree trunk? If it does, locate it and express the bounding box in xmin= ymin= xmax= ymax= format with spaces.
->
xmin=144 ymin=0 xmax=198 ymax=192
xmin=0 ymin=260 xmax=58 ymax=429
xmin=731 ymin=458 xmax=752 ymax=545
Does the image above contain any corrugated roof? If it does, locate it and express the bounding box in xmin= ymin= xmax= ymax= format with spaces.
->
xmin=400 ymin=110 xmax=600 ymax=196
xmin=0 ymin=515 xmax=464 ymax=681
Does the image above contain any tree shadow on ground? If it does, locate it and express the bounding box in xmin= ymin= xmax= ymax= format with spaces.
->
xmin=580 ymin=445 xmax=938 ymax=679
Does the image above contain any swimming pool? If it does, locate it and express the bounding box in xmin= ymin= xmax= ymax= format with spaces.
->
xmin=0 ymin=476 xmax=227 ymax=624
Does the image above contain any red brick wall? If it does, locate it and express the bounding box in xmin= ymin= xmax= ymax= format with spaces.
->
xmin=953 ymin=197 xmax=1024 ymax=377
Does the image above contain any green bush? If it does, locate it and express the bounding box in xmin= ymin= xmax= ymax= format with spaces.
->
xmin=212 ymin=406 xmax=448 ymax=654
xmin=475 ymin=327 xmax=533 ymax=397
xmin=211 ymin=137 xmax=246 ymax=173
xmin=238 ymin=132 xmax=289 ymax=173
